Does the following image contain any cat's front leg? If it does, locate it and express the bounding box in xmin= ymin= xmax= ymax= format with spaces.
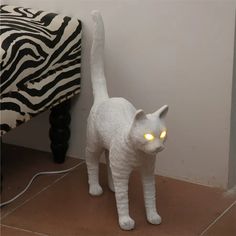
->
xmin=111 ymin=165 xmax=134 ymax=230
xmin=141 ymin=158 xmax=162 ymax=225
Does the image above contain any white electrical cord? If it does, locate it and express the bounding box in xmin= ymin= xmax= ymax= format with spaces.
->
xmin=0 ymin=161 xmax=85 ymax=208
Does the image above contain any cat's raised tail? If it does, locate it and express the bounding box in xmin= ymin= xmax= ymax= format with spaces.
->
xmin=91 ymin=10 xmax=109 ymax=105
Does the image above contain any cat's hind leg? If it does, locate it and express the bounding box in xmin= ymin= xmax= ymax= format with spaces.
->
xmin=105 ymin=150 xmax=115 ymax=192
xmin=86 ymin=146 xmax=103 ymax=196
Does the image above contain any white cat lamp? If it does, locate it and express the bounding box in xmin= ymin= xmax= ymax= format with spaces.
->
xmin=86 ymin=10 xmax=169 ymax=231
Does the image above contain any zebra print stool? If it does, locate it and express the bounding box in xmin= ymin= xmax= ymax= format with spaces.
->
xmin=0 ymin=5 xmax=82 ymax=163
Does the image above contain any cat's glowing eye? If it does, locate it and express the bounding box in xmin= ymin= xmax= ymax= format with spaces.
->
xmin=160 ymin=130 xmax=167 ymax=139
xmin=144 ymin=133 xmax=155 ymax=141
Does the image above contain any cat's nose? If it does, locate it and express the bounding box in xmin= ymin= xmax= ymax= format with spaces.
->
xmin=156 ymin=146 xmax=164 ymax=152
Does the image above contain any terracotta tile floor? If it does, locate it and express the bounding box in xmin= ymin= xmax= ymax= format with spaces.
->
xmin=1 ymin=144 xmax=236 ymax=236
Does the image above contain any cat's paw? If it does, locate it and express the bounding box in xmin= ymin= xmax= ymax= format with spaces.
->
xmin=147 ymin=212 xmax=162 ymax=225
xmin=119 ymin=216 xmax=135 ymax=230
xmin=89 ymin=184 xmax=103 ymax=196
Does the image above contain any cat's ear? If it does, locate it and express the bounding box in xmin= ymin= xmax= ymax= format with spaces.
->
xmin=133 ymin=109 xmax=147 ymax=122
xmin=129 ymin=110 xmax=147 ymax=137
xmin=130 ymin=109 xmax=146 ymax=132
xmin=152 ymin=105 xmax=169 ymax=120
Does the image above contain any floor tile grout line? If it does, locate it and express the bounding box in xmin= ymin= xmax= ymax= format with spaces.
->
xmin=1 ymin=173 xmax=67 ymax=219
xmin=1 ymin=223 xmax=50 ymax=236
xmin=199 ymin=199 xmax=236 ymax=236
xmin=0 ymin=167 xmax=77 ymax=220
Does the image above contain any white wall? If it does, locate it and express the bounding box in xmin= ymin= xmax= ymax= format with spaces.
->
xmin=3 ymin=0 xmax=236 ymax=188
xmin=229 ymin=15 xmax=236 ymax=188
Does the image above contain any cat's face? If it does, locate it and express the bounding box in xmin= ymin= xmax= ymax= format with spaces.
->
xmin=129 ymin=105 xmax=168 ymax=155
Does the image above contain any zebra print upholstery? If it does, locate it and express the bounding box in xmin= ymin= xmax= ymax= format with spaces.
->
xmin=0 ymin=5 xmax=82 ymax=136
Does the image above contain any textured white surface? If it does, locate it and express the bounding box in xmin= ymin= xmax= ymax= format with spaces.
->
xmin=3 ymin=0 xmax=235 ymax=189
xmin=86 ymin=10 xmax=168 ymax=230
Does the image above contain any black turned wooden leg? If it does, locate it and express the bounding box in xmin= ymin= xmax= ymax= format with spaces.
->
xmin=1 ymin=140 xmax=3 ymax=192
xmin=0 ymin=156 xmax=2 ymax=193
xmin=49 ymin=100 xmax=71 ymax=163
